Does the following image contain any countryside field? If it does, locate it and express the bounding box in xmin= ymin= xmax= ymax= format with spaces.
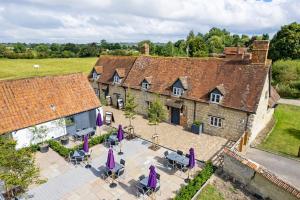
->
xmin=0 ymin=57 xmax=98 ymax=80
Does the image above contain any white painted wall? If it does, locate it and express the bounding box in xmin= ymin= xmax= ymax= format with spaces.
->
xmin=12 ymin=118 xmax=67 ymax=149
xmin=96 ymin=106 xmax=104 ymax=121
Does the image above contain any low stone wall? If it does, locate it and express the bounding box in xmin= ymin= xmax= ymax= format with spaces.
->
xmin=223 ymin=148 xmax=300 ymax=200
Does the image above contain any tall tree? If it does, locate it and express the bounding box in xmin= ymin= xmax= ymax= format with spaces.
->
xmin=269 ymin=22 xmax=300 ymax=61
xmin=13 ymin=43 xmax=26 ymax=53
xmin=124 ymin=90 xmax=137 ymax=127
xmin=0 ymin=138 xmax=40 ymax=198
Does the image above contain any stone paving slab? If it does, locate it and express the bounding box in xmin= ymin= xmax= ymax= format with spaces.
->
xmin=30 ymin=138 xmax=202 ymax=200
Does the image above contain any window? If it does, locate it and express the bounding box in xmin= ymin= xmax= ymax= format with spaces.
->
xmin=92 ymin=72 xmax=98 ymax=80
xmin=173 ymin=87 xmax=183 ymax=96
xmin=113 ymin=75 xmax=121 ymax=84
xmin=210 ymin=93 xmax=221 ymax=103
xmin=210 ymin=116 xmax=222 ymax=127
xmin=146 ymin=101 xmax=152 ymax=108
xmin=142 ymin=82 xmax=149 ymax=90
xmin=94 ymin=88 xmax=99 ymax=97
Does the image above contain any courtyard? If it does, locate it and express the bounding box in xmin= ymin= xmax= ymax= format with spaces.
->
xmin=30 ymin=137 xmax=202 ymax=200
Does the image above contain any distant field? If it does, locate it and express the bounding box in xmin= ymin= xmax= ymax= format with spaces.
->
xmin=0 ymin=57 xmax=98 ymax=80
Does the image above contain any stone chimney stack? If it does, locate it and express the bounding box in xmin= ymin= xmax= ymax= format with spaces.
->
xmin=140 ymin=43 xmax=150 ymax=55
xmin=251 ymin=40 xmax=269 ymax=65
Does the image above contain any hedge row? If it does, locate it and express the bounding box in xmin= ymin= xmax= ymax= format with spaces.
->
xmin=174 ymin=162 xmax=214 ymax=200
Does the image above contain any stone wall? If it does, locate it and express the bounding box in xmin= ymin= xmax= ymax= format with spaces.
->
xmin=107 ymin=84 xmax=126 ymax=107
xmin=223 ymin=149 xmax=300 ymax=200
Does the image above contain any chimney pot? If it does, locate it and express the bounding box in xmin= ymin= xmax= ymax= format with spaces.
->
xmin=141 ymin=43 xmax=150 ymax=55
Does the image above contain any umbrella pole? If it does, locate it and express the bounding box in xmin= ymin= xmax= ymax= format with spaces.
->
xmin=109 ymin=172 xmax=117 ymax=188
xmin=184 ymin=168 xmax=191 ymax=183
xmin=118 ymin=142 xmax=123 ymax=155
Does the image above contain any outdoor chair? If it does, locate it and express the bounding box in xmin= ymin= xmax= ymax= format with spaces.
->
xmin=139 ymin=175 xmax=146 ymax=181
xmin=68 ymin=152 xmax=77 ymax=165
xmin=120 ymin=159 xmax=126 ymax=166
xmin=185 ymin=153 xmax=190 ymax=158
xmin=116 ymin=167 xmax=125 ymax=179
xmin=164 ymin=151 xmax=169 ymax=158
xmin=156 ymin=173 xmax=160 ymax=181
xmin=177 ymin=150 xmax=183 ymax=156
xmin=176 ymin=163 xmax=188 ymax=176
xmin=136 ymin=183 xmax=150 ymax=199
xmin=73 ymin=134 xmax=81 ymax=141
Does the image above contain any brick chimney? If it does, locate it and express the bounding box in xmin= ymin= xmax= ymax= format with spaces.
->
xmin=140 ymin=43 xmax=150 ymax=55
xmin=251 ymin=40 xmax=269 ymax=65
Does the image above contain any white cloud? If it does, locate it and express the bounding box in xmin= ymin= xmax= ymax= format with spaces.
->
xmin=0 ymin=0 xmax=299 ymax=43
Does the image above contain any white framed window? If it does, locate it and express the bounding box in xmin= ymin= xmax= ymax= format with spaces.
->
xmin=113 ymin=75 xmax=121 ymax=84
xmin=173 ymin=87 xmax=183 ymax=96
xmin=142 ymin=82 xmax=149 ymax=90
xmin=92 ymin=72 xmax=98 ymax=80
xmin=94 ymin=88 xmax=99 ymax=97
xmin=210 ymin=116 xmax=222 ymax=127
xmin=210 ymin=93 xmax=221 ymax=103
xmin=146 ymin=101 xmax=152 ymax=108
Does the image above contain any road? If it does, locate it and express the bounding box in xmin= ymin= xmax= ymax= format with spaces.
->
xmin=245 ymin=148 xmax=300 ymax=190
xmin=278 ymin=98 xmax=300 ymax=106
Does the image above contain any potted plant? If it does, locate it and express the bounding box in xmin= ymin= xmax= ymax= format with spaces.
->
xmin=191 ymin=121 xmax=203 ymax=134
xmin=30 ymin=125 xmax=49 ymax=153
xmin=60 ymin=135 xmax=69 ymax=145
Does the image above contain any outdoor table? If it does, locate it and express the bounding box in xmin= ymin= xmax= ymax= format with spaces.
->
xmin=72 ymin=150 xmax=85 ymax=162
xmin=166 ymin=152 xmax=189 ymax=167
xmin=107 ymin=134 xmax=118 ymax=145
xmin=140 ymin=177 xmax=160 ymax=189
xmin=74 ymin=127 xmax=94 ymax=138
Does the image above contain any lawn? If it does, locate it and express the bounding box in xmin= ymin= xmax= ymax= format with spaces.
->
xmin=0 ymin=57 xmax=98 ymax=80
xmin=259 ymin=104 xmax=300 ymax=157
xmin=197 ymin=184 xmax=224 ymax=200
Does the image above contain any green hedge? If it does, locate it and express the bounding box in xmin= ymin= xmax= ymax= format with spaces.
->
xmin=49 ymin=132 xmax=112 ymax=158
xmin=174 ymin=162 xmax=214 ymax=200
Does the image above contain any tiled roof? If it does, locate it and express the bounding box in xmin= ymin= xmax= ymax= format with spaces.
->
xmin=94 ymin=66 xmax=103 ymax=74
xmin=223 ymin=148 xmax=300 ymax=199
xmin=123 ymin=56 xmax=269 ymax=113
xmin=0 ymin=73 xmax=100 ymax=135
xmin=93 ymin=55 xmax=137 ymax=84
xmin=115 ymin=68 xmax=126 ymax=78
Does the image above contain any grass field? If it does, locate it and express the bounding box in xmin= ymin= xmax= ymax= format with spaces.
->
xmin=0 ymin=57 xmax=98 ymax=80
xmin=197 ymin=184 xmax=224 ymax=200
xmin=259 ymin=104 xmax=300 ymax=157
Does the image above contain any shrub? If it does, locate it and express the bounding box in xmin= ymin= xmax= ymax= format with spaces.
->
xmin=193 ymin=121 xmax=201 ymax=126
xmin=48 ymin=140 xmax=73 ymax=158
xmin=276 ymin=84 xmax=300 ymax=99
xmin=174 ymin=162 xmax=214 ymax=200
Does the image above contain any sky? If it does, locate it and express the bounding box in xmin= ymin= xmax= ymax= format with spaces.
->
xmin=0 ymin=0 xmax=299 ymax=43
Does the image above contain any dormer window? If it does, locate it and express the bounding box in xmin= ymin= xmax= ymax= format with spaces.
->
xmin=142 ymin=82 xmax=149 ymax=90
xmin=173 ymin=87 xmax=183 ymax=96
xmin=113 ymin=75 xmax=121 ymax=84
xmin=210 ymin=93 xmax=221 ymax=103
xmin=93 ymin=72 xmax=99 ymax=80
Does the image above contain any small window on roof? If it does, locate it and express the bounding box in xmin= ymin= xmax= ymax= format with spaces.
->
xmin=142 ymin=82 xmax=149 ymax=90
xmin=113 ymin=75 xmax=121 ymax=84
xmin=210 ymin=93 xmax=222 ymax=103
xmin=173 ymin=87 xmax=183 ymax=96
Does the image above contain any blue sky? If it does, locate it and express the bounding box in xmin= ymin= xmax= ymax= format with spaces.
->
xmin=0 ymin=0 xmax=299 ymax=43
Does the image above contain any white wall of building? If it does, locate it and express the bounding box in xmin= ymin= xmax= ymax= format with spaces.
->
xmin=12 ymin=118 xmax=67 ymax=149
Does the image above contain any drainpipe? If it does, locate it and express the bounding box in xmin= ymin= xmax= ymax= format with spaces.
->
xmin=193 ymin=100 xmax=196 ymax=122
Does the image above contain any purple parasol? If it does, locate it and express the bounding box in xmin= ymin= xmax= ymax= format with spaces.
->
xmin=188 ymin=148 xmax=195 ymax=169
xmin=83 ymin=134 xmax=89 ymax=153
xmin=147 ymin=165 xmax=157 ymax=190
xmin=96 ymin=112 xmax=103 ymax=127
xmin=106 ymin=148 xmax=115 ymax=170
xmin=117 ymin=124 xmax=124 ymax=142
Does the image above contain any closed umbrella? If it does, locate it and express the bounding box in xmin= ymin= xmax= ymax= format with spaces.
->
xmin=185 ymin=148 xmax=195 ymax=182
xmin=106 ymin=148 xmax=117 ymax=188
xmin=147 ymin=165 xmax=157 ymax=190
xmin=96 ymin=112 xmax=103 ymax=127
xmin=117 ymin=124 xmax=124 ymax=155
xmin=83 ymin=134 xmax=89 ymax=153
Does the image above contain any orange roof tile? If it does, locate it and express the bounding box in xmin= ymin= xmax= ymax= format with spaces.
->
xmin=0 ymin=73 xmax=100 ymax=135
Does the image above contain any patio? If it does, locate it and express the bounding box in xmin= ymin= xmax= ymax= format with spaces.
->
xmin=30 ymin=137 xmax=202 ymax=200
xmin=104 ymin=106 xmax=230 ymax=162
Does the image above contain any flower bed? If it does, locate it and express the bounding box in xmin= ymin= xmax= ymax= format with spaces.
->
xmin=174 ymin=162 xmax=214 ymax=200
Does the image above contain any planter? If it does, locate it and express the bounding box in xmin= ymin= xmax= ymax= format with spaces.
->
xmin=60 ymin=136 xmax=69 ymax=145
xmin=191 ymin=123 xmax=203 ymax=134
xmin=39 ymin=143 xmax=49 ymax=153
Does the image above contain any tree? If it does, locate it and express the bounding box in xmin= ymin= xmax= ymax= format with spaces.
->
xmin=13 ymin=43 xmax=26 ymax=53
xmin=269 ymin=22 xmax=300 ymax=61
xmin=0 ymin=137 xmax=40 ymax=198
xmin=187 ymin=35 xmax=208 ymax=57
xmin=161 ymin=41 xmax=174 ymax=56
xmin=147 ymin=95 xmax=167 ymax=149
xmin=30 ymin=125 xmax=48 ymax=145
xmin=207 ymin=35 xmax=224 ymax=53
xmin=0 ymin=44 xmax=6 ymax=57
xmin=124 ymin=90 xmax=137 ymax=127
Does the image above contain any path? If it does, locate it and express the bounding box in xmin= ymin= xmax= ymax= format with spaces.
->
xmin=278 ymin=98 xmax=300 ymax=106
xmin=245 ymin=148 xmax=300 ymax=189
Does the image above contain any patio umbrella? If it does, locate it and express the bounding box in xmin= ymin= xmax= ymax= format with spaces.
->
xmin=106 ymin=148 xmax=115 ymax=170
xmin=117 ymin=124 xmax=124 ymax=142
xmin=147 ymin=165 xmax=157 ymax=190
xmin=83 ymin=134 xmax=89 ymax=153
xmin=117 ymin=124 xmax=124 ymax=155
xmin=188 ymin=148 xmax=195 ymax=169
xmin=96 ymin=112 xmax=103 ymax=127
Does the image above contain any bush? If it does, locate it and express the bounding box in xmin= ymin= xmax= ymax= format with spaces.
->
xmin=276 ymin=84 xmax=300 ymax=99
xmin=174 ymin=162 xmax=214 ymax=200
